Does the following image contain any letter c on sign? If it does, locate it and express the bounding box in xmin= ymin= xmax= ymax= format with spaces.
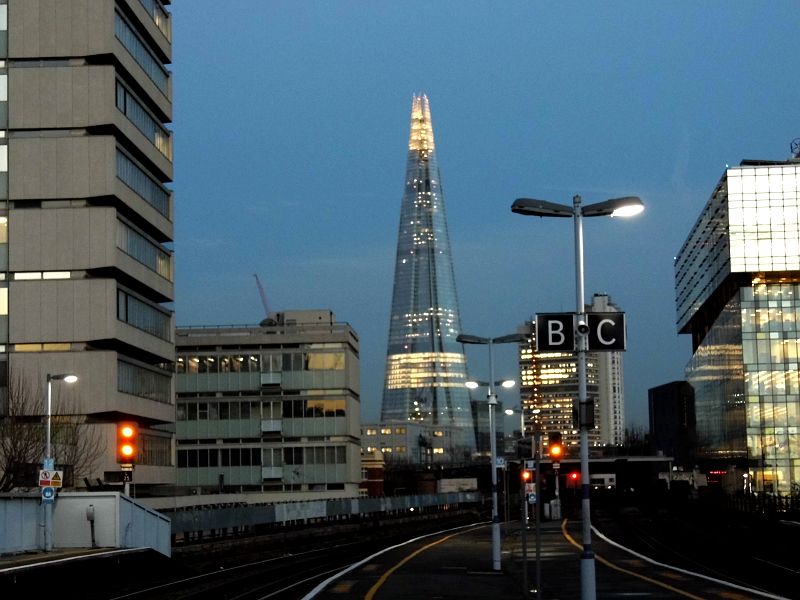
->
xmin=597 ymin=319 xmax=616 ymax=346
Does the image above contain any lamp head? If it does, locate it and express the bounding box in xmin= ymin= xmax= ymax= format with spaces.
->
xmin=49 ymin=373 xmax=78 ymax=383
xmin=465 ymin=381 xmax=480 ymax=390
xmin=500 ymin=379 xmax=516 ymax=389
xmin=581 ymin=196 xmax=644 ymax=218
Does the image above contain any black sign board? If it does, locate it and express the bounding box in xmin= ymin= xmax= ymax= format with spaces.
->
xmin=535 ymin=312 xmax=627 ymax=352
xmin=587 ymin=312 xmax=626 ymax=351
xmin=535 ymin=313 xmax=575 ymax=352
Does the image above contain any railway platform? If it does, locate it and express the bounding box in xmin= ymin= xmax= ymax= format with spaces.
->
xmin=306 ymin=519 xmax=788 ymax=600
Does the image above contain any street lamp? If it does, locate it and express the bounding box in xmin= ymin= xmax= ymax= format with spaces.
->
xmin=458 ymin=332 xmax=526 ymax=572
xmin=511 ymin=194 xmax=643 ymax=600
xmin=504 ymin=406 xmax=525 ymax=439
xmin=44 ymin=372 xmax=78 ymax=552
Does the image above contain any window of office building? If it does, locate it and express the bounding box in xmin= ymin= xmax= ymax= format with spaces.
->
xmin=281 ymin=397 xmax=346 ymax=420
xmin=114 ymin=11 xmax=169 ymax=94
xmin=141 ymin=433 xmax=171 ymax=466
xmin=177 ymin=399 xmax=259 ymax=421
xmin=116 ymin=150 xmax=170 ymax=217
xmin=740 ymin=282 xmax=800 ymax=494
xmin=0 ymin=6 xmax=6 ymax=58
xmin=117 ymin=219 xmax=172 ymax=280
xmin=118 ymin=360 xmax=171 ymax=403
xmin=117 ymin=288 xmax=171 ymax=340
xmin=137 ymin=0 xmax=171 ymax=41
xmin=115 ymin=81 xmax=171 ymax=158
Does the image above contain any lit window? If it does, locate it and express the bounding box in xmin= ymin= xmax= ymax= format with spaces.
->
xmin=366 ymin=429 xmax=377 ymax=436
xmin=14 ymin=344 xmax=42 ymax=352
xmin=432 ymin=448 xmax=444 ymax=454
xmin=380 ymin=428 xmax=392 ymax=435
xmin=43 ymin=343 xmax=70 ymax=351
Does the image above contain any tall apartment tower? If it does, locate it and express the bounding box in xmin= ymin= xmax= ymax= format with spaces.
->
xmin=380 ymin=95 xmax=474 ymax=454
xmin=517 ymin=294 xmax=625 ymax=452
xmin=2 ymin=1 xmax=175 ymax=490
xmin=592 ymin=294 xmax=626 ymax=445
xmin=675 ymin=156 xmax=800 ymax=494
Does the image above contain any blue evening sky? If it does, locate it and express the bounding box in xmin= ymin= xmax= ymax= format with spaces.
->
xmin=169 ymin=2 xmax=800 ymax=431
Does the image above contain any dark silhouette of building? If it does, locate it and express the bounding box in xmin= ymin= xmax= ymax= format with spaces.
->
xmin=648 ymin=381 xmax=696 ymax=469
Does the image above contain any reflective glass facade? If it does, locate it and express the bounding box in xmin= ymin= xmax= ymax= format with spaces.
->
xmin=676 ymin=161 xmax=800 ymax=493
xmin=381 ymin=95 xmax=474 ymax=452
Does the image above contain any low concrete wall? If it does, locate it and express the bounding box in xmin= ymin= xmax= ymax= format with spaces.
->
xmin=166 ymin=492 xmax=481 ymax=536
xmin=0 ymin=491 xmax=171 ymax=557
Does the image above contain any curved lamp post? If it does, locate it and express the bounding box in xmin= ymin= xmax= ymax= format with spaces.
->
xmin=511 ymin=194 xmax=643 ymax=600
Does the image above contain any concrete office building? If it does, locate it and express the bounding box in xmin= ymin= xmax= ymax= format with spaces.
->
xmin=675 ymin=156 xmax=800 ymax=494
xmin=0 ymin=1 xmax=175 ymax=490
xmin=380 ymin=94 xmax=475 ymax=458
xmin=517 ymin=294 xmax=625 ymax=453
xmin=175 ymin=311 xmax=362 ymax=500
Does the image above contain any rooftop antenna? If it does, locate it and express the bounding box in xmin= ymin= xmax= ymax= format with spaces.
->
xmin=253 ymin=274 xmax=277 ymax=326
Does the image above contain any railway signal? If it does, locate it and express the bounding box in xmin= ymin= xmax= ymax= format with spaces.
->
xmin=116 ymin=422 xmax=138 ymax=464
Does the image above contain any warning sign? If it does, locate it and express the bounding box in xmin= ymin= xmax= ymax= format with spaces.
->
xmin=39 ymin=470 xmax=64 ymax=488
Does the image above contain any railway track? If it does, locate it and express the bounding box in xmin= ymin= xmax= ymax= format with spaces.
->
xmin=591 ymin=502 xmax=800 ymax=599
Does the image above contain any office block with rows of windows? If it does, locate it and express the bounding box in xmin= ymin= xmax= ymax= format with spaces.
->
xmin=1 ymin=0 xmax=175 ymax=490
xmin=175 ymin=311 xmax=362 ymax=499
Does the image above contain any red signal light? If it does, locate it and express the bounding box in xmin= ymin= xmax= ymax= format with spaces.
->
xmin=116 ymin=422 xmax=139 ymax=464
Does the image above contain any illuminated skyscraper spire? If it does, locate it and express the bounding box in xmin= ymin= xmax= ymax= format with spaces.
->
xmin=381 ymin=94 xmax=475 ymax=453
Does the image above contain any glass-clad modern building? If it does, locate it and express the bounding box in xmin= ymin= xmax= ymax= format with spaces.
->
xmin=675 ymin=159 xmax=800 ymax=493
xmin=380 ymin=95 xmax=475 ymax=455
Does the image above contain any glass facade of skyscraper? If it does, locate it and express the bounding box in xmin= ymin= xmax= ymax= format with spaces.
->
xmin=381 ymin=95 xmax=474 ymax=453
xmin=676 ymin=161 xmax=800 ymax=493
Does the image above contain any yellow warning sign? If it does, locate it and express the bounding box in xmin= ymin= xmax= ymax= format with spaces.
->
xmin=39 ymin=470 xmax=64 ymax=488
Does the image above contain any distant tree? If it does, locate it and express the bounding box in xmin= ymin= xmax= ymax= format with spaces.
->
xmin=0 ymin=375 xmax=43 ymax=491
xmin=0 ymin=373 xmax=105 ymax=491
xmin=622 ymin=426 xmax=650 ymax=455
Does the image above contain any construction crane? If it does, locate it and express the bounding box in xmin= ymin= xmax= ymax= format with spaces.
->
xmin=253 ymin=274 xmax=277 ymax=326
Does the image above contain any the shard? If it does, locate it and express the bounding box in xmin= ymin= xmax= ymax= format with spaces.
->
xmin=381 ymin=94 xmax=475 ymax=453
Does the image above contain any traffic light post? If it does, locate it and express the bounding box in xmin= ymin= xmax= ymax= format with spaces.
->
xmin=116 ymin=422 xmax=138 ymax=496
xmin=519 ymin=430 xmax=543 ymax=600
xmin=549 ymin=432 xmax=563 ymax=520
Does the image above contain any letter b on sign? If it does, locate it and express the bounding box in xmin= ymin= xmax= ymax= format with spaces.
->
xmin=536 ymin=314 xmax=575 ymax=352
